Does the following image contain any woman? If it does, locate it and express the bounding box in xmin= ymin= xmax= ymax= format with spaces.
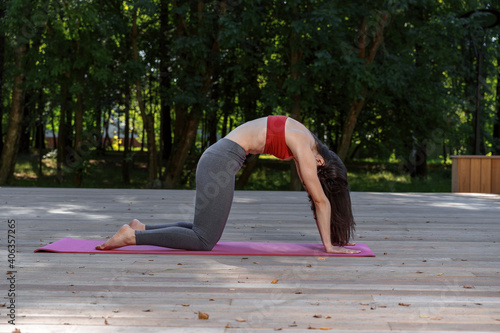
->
xmin=96 ymin=115 xmax=359 ymax=254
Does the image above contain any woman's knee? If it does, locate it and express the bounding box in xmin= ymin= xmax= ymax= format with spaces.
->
xmin=195 ymin=241 xmax=216 ymax=251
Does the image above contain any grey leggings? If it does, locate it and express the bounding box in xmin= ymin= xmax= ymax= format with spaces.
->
xmin=135 ymin=138 xmax=246 ymax=250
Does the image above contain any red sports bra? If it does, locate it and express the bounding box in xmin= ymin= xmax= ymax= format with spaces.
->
xmin=263 ymin=115 xmax=294 ymax=160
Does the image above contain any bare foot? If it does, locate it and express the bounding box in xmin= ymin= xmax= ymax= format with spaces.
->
xmin=96 ymin=225 xmax=136 ymax=250
xmin=129 ymin=219 xmax=146 ymax=231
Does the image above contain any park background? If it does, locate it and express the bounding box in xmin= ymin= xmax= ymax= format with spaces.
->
xmin=0 ymin=0 xmax=499 ymax=192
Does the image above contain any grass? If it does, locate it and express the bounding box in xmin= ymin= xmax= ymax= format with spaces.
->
xmin=9 ymin=152 xmax=452 ymax=192
xmin=348 ymin=169 xmax=451 ymax=192
xmin=11 ymin=152 xmax=150 ymax=188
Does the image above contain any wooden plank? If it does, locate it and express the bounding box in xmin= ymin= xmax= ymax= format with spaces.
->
xmin=1 ymin=188 xmax=499 ymax=332
xmin=480 ymin=158 xmax=492 ymax=193
xmin=492 ymin=159 xmax=500 ymax=194
xmin=457 ymin=157 xmax=471 ymax=192
xmin=470 ymin=157 xmax=482 ymax=192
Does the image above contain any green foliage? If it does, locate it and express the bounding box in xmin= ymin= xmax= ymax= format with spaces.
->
xmin=1 ymin=0 xmax=500 ymax=188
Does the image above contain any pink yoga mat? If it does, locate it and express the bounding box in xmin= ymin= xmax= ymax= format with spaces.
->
xmin=34 ymin=238 xmax=375 ymax=257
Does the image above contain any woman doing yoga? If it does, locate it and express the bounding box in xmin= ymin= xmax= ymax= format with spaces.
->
xmin=96 ymin=115 xmax=359 ymax=254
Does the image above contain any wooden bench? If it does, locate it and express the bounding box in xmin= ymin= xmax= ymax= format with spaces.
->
xmin=451 ymin=155 xmax=500 ymax=194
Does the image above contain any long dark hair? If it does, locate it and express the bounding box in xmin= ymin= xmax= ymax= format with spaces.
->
xmin=308 ymin=136 xmax=355 ymax=246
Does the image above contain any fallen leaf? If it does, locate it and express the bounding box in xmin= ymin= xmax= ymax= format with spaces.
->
xmin=142 ymin=309 xmax=152 ymax=312
xmin=463 ymin=285 xmax=474 ymax=289
xmin=0 ymin=303 xmax=5 ymax=307
xmin=271 ymin=279 xmax=279 ymax=284
xmin=235 ymin=317 xmax=246 ymax=322
xmin=308 ymin=326 xmax=332 ymax=330
xmin=177 ymin=263 xmax=182 ymax=265
xmin=317 ymin=257 xmax=326 ymax=261
xmin=253 ymin=262 xmax=259 ymax=264
xmin=313 ymin=314 xmax=322 ymax=318
xmin=225 ymin=324 xmax=231 ymax=328
xmin=306 ymin=264 xmax=312 ymax=267
xmin=431 ymin=317 xmax=442 ymax=320
xmin=419 ymin=314 xmax=429 ymax=318
xmin=416 ymin=271 xmax=424 ymax=274
xmin=198 ymin=312 xmax=209 ymax=320
xmin=104 ymin=319 xmax=109 ymax=325
xmin=209 ymin=299 xmax=215 ymax=301
xmin=182 ymin=304 xmax=190 ymax=307
xmin=398 ymin=303 xmax=410 ymax=307
xmin=437 ymin=273 xmax=443 ymax=276
xmin=295 ymin=291 xmax=303 ymax=294
xmin=289 ymin=321 xmax=298 ymax=327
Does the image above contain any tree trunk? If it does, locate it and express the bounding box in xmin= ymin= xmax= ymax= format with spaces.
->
xmin=289 ymin=18 xmax=303 ymax=191
xmin=56 ymin=74 xmax=70 ymax=183
xmin=235 ymin=154 xmax=260 ymax=190
xmin=159 ymin=0 xmax=172 ymax=166
xmin=0 ymin=4 xmax=5 ymax=155
xmin=163 ymin=110 xmax=202 ymax=188
xmin=19 ymin=82 xmax=32 ymax=154
xmin=35 ymin=91 xmax=45 ymax=178
xmin=94 ymin=103 xmax=104 ymax=153
xmin=412 ymin=139 xmax=427 ymax=178
xmin=337 ymin=92 xmax=367 ymax=161
xmin=122 ymin=87 xmax=131 ymax=184
xmin=290 ymin=48 xmax=302 ymax=120
xmin=337 ymin=13 xmax=388 ymax=161
xmin=494 ymin=57 xmax=500 ymax=154
xmin=0 ymin=44 xmax=26 ymax=185
xmin=162 ymin=0 xmax=221 ymax=188
xmin=73 ymin=80 xmax=84 ymax=187
xmin=132 ymin=10 xmax=159 ymax=187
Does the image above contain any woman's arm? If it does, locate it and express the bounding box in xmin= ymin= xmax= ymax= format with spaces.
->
xmin=289 ymin=135 xmax=359 ymax=254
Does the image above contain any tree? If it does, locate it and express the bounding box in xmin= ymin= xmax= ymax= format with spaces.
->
xmin=337 ymin=10 xmax=388 ymax=162
xmin=162 ymin=1 xmax=222 ymax=188
xmin=0 ymin=43 xmax=26 ymax=185
xmin=0 ymin=0 xmax=32 ymax=185
xmin=131 ymin=7 xmax=159 ymax=187
xmin=0 ymin=1 xmax=5 ymax=155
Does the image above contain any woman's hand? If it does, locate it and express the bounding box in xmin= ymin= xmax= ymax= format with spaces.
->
xmin=333 ymin=242 xmax=356 ymax=247
xmin=325 ymin=245 xmax=361 ymax=254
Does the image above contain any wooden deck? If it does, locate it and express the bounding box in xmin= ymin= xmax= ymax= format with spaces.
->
xmin=1 ymin=187 xmax=499 ymax=332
